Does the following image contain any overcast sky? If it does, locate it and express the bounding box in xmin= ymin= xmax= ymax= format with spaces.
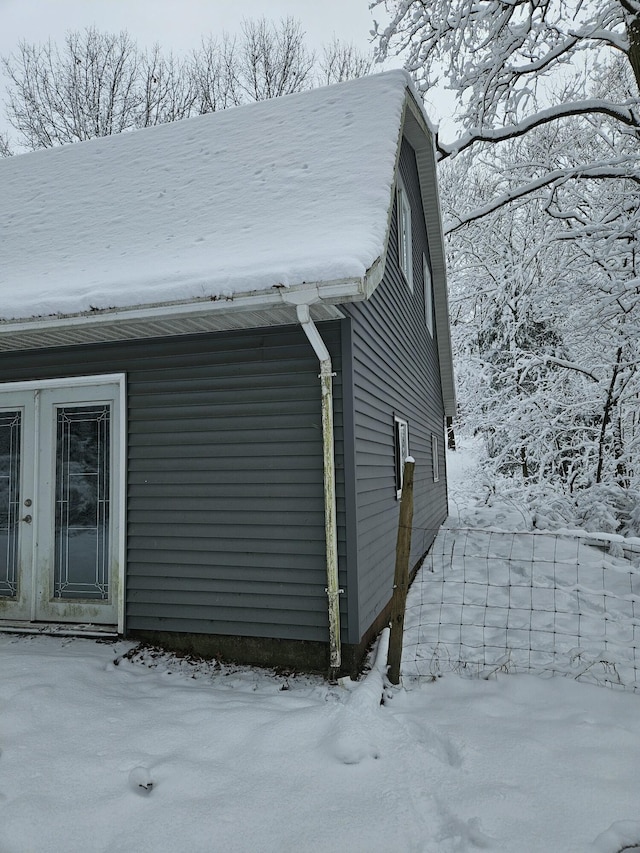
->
xmin=0 ymin=0 xmax=375 ymax=62
xmin=0 ymin=0 xmax=455 ymax=142
xmin=0 ymin=0 xmax=390 ymax=141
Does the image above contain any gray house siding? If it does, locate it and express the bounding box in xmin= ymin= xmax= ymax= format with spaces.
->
xmin=0 ymin=323 xmax=349 ymax=645
xmin=342 ymin=136 xmax=448 ymax=640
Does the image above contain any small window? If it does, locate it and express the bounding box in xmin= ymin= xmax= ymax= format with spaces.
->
xmin=423 ymin=255 xmax=434 ymax=337
xmin=397 ymin=178 xmax=413 ymax=290
xmin=394 ymin=416 xmax=410 ymax=498
xmin=432 ymin=433 xmax=440 ymax=482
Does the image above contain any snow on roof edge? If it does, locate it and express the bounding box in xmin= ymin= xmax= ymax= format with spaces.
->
xmin=2 ymin=70 xmax=416 ymax=324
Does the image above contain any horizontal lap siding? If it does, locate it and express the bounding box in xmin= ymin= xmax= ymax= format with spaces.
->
xmin=126 ymin=326 xmax=347 ymax=641
xmin=0 ymin=324 xmax=346 ymax=642
xmin=343 ymin=137 xmax=448 ymax=639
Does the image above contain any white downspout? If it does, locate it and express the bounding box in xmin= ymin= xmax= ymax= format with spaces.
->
xmin=295 ymin=303 xmax=342 ymax=673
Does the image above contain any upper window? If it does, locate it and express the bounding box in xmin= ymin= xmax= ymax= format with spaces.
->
xmin=432 ymin=433 xmax=440 ymax=483
xmin=394 ymin=415 xmax=410 ymax=499
xmin=424 ymin=255 xmax=434 ymax=337
xmin=397 ymin=177 xmax=413 ymax=290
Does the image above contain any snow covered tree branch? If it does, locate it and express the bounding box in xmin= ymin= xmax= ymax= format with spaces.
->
xmin=445 ymin=161 xmax=640 ymax=232
xmin=373 ymin=11 xmax=639 ymax=310
xmin=439 ymin=99 xmax=640 ymax=160
xmin=525 ymin=356 xmax=601 ymax=383
xmin=424 ymin=3 xmax=640 ymax=532
xmin=372 ymin=0 xmax=640 ymax=125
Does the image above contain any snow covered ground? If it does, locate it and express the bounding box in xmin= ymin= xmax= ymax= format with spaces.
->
xmin=1 ymin=633 xmax=640 ymax=853
xmin=2 ymin=443 xmax=640 ymax=853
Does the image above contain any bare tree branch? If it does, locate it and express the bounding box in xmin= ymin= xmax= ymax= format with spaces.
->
xmin=0 ymin=132 xmax=12 ymax=156
xmin=236 ymin=17 xmax=315 ymax=101
xmin=1 ymin=20 xmax=371 ymax=151
xmin=318 ymin=39 xmax=373 ymax=85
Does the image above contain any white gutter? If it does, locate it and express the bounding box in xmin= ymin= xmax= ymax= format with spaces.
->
xmin=295 ymin=303 xmax=342 ymax=673
xmin=0 ymin=278 xmax=365 ymax=337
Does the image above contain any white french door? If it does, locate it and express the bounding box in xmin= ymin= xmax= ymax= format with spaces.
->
xmin=0 ymin=377 xmax=124 ymax=628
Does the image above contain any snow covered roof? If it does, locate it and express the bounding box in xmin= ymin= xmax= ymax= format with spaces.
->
xmin=0 ymin=70 xmax=454 ymax=410
xmin=2 ymin=71 xmax=413 ymax=318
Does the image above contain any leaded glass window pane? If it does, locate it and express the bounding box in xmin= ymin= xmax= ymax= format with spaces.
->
xmin=0 ymin=411 xmax=21 ymax=597
xmin=54 ymin=404 xmax=110 ymax=600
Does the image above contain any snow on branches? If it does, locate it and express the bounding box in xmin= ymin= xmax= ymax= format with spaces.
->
xmin=372 ymin=0 xmax=639 ymax=131
xmin=372 ymin=0 xmax=640 ymax=531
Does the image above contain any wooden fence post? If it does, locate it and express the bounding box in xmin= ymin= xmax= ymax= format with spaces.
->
xmin=387 ymin=458 xmax=415 ymax=685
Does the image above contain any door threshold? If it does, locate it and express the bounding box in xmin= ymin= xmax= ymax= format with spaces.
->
xmin=0 ymin=621 xmax=119 ymax=639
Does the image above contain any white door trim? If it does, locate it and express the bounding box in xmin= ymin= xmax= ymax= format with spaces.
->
xmin=0 ymin=374 xmax=126 ymax=393
xmin=0 ymin=374 xmax=126 ymax=632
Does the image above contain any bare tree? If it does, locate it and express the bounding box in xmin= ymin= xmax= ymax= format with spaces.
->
xmin=318 ymin=39 xmax=373 ymax=85
xmin=3 ymin=28 xmax=143 ymax=147
xmin=2 ymin=19 xmax=370 ymax=152
xmin=0 ymin=131 xmax=11 ymax=157
xmin=191 ymin=34 xmax=243 ymax=113
xmin=235 ymin=17 xmax=315 ymax=101
xmin=138 ymin=45 xmax=197 ymax=127
xmin=3 ymin=28 xmax=206 ymax=148
xmin=191 ymin=27 xmax=371 ymax=107
xmin=190 ymin=18 xmax=320 ymax=112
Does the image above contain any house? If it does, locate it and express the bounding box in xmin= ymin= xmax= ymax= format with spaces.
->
xmin=0 ymin=70 xmax=455 ymax=674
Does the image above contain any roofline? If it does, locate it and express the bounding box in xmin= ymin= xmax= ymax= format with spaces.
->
xmin=0 ymin=254 xmax=388 ymax=355
xmin=1 ymin=277 xmax=367 ymax=331
xmin=0 ymin=278 xmax=369 ymax=352
xmin=0 ymin=73 xmax=455 ymax=419
xmin=365 ymin=81 xmax=456 ymax=418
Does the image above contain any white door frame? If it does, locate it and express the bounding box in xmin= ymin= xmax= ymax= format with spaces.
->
xmin=0 ymin=374 xmax=126 ymax=633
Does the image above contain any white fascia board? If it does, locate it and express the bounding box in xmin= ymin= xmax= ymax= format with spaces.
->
xmin=0 ymin=277 xmax=366 ymax=340
xmin=362 ymin=255 xmax=386 ymax=299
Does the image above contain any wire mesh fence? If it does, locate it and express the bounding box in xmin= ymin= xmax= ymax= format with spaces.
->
xmin=403 ymin=527 xmax=640 ymax=691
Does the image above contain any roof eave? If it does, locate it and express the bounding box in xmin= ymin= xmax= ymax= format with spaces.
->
xmin=0 ymin=278 xmax=367 ymax=353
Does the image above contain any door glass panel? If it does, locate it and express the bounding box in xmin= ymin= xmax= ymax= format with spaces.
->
xmin=54 ymin=404 xmax=110 ymax=600
xmin=0 ymin=411 xmax=21 ymax=598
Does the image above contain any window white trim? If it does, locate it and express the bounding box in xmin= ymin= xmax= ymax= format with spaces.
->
xmin=432 ymin=433 xmax=440 ymax=483
xmin=394 ymin=416 xmax=410 ymax=499
xmin=397 ymin=177 xmax=413 ymax=290
xmin=423 ymin=255 xmax=434 ymax=337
